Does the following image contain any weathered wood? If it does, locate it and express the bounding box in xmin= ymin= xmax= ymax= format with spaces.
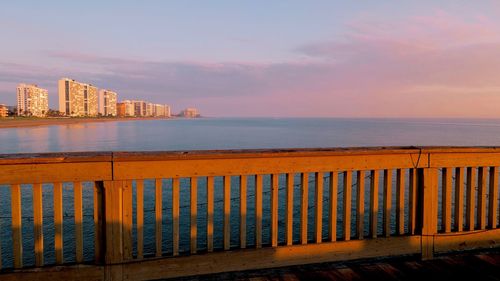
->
xmin=240 ymin=175 xmax=247 ymax=249
xmin=104 ymin=180 xmax=123 ymax=264
xmin=343 ymin=171 xmax=352 ymax=241
xmin=155 ymin=179 xmax=162 ymax=257
xmin=33 ymin=183 xmax=44 ymax=267
xmin=356 ymin=171 xmax=365 ymax=240
xmin=136 ymin=180 xmax=144 ymax=259
xmin=488 ymin=167 xmax=498 ymax=229
xmin=369 ymin=170 xmax=379 ymax=238
xmin=173 ymin=178 xmax=180 ymax=256
xmin=396 ymin=169 xmax=404 ymax=235
xmin=328 ymin=172 xmax=338 ymax=242
xmin=434 ymin=228 xmax=500 ymax=253
xmin=466 ymin=167 xmax=476 ymax=231
xmin=190 ymin=177 xmax=198 ymax=253
xmin=0 ymin=264 xmax=105 ymax=281
xmin=441 ymin=168 xmax=452 ymax=233
xmin=285 ymin=173 xmax=294 ymax=246
xmin=408 ymin=168 xmax=417 ymax=235
xmin=207 ymin=176 xmax=214 ymax=252
xmin=420 ymin=168 xmax=438 ymax=260
xmin=383 ymin=169 xmax=392 ymax=237
xmin=271 ymin=174 xmax=279 ymax=247
xmin=94 ymin=181 xmax=104 ymax=264
xmin=254 ymin=175 xmax=263 ymax=248
xmin=54 ymin=182 xmax=63 ymax=264
xmin=477 ymin=167 xmax=487 ymax=230
xmin=223 ymin=176 xmax=231 ymax=250
xmin=122 ymin=180 xmax=133 ymax=260
xmin=74 ymin=182 xmax=83 ymax=263
xmin=11 ymin=184 xmax=22 ymax=268
xmin=300 ymin=173 xmax=308 ymax=244
xmin=315 ymin=172 xmax=323 ymax=243
xmin=455 ymin=167 xmax=464 ymax=232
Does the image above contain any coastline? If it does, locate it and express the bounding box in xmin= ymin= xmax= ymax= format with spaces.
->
xmin=0 ymin=117 xmax=174 ymax=129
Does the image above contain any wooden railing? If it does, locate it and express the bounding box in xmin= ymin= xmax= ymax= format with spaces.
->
xmin=0 ymin=147 xmax=499 ymax=280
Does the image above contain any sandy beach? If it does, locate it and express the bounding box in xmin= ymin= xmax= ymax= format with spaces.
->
xmin=0 ymin=117 xmax=172 ymax=129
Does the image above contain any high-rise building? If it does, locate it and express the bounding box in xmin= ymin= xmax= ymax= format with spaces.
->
xmin=98 ymin=89 xmax=118 ymax=116
xmin=0 ymin=104 xmax=8 ymax=117
xmin=117 ymin=100 xmax=135 ymax=117
xmin=132 ymin=100 xmax=146 ymax=117
xmin=165 ymin=104 xmax=171 ymax=117
xmin=16 ymin=84 xmax=49 ymax=117
xmin=58 ymin=78 xmax=98 ymax=116
xmin=181 ymin=107 xmax=199 ymax=118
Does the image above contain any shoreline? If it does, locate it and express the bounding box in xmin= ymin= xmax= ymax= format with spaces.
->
xmin=0 ymin=117 xmax=175 ymax=129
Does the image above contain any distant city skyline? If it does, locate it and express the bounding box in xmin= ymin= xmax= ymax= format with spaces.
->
xmin=2 ymin=1 xmax=500 ymax=117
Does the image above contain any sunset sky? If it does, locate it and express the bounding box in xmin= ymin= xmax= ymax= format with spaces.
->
xmin=2 ymin=1 xmax=500 ymax=117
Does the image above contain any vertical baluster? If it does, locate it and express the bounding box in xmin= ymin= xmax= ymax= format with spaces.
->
xmin=74 ymin=182 xmax=83 ymax=263
xmin=396 ymin=169 xmax=405 ymax=235
xmin=408 ymin=169 xmax=417 ymax=235
xmin=442 ymin=168 xmax=452 ymax=233
xmin=356 ymin=171 xmax=365 ymax=240
xmin=255 ymin=175 xmax=263 ymax=248
xmin=455 ymin=167 xmax=464 ymax=232
xmin=383 ymin=170 xmax=392 ymax=237
xmin=54 ymin=182 xmax=63 ymax=264
xmin=488 ymin=167 xmax=498 ymax=229
xmin=191 ymin=177 xmax=198 ymax=253
xmin=155 ymin=179 xmax=163 ymax=257
xmin=173 ymin=178 xmax=180 ymax=256
xmin=240 ymin=175 xmax=247 ymax=249
xmin=343 ymin=171 xmax=352 ymax=241
xmin=477 ymin=167 xmax=487 ymax=230
xmin=136 ymin=180 xmax=144 ymax=259
xmin=11 ymin=184 xmax=23 ymax=268
xmin=122 ymin=180 xmax=133 ymax=260
xmin=300 ymin=173 xmax=308 ymax=244
xmin=271 ymin=174 xmax=279 ymax=247
xmin=285 ymin=173 xmax=294 ymax=246
xmin=370 ymin=170 xmax=379 ymax=238
xmin=94 ymin=181 xmax=104 ymax=264
xmin=207 ymin=176 xmax=214 ymax=252
xmin=315 ymin=172 xmax=323 ymax=243
xmin=328 ymin=172 xmax=338 ymax=242
xmin=223 ymin=176 xmax=231 ymax=250
xmin=33 ymin=183 xmax=44 ymax=266
xmin=104 ymin=181 xmax=123 ymax=264
xmin=466 ymin=167 xmax=476 ymax=230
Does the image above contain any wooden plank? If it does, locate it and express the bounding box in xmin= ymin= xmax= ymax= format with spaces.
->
xmin=285 ymin=173 xmax=294 ymax=246
xmin=488 ymin=167 xmax=498 ymax=229
xmin=442 ymin=168 xmax=452 ymax=233
xmin=466 ymin=167 xmax=476 ymax=231
xmin=430 ymin=152 xmax=500 ymax=168
xmin=455 ymin=167 xmax=464 ymax=232
xmin=122 ymin=236 xmax=421 ymax=281
xmin=240 ymin=175 xmax=247 ymax=249
xmin=223 ymin=176 xmax=231 ymax=250
xmin=382 ymin=169 xmax=392 ymax=237
xmin=408 ymin=169 xmax=417 ymax=235
xmin=207 ymin=176 xmax=214 ymax=252
xmin=328 ymin=172 xmax=338 ymax=242
xmin=300 ymin=173 xmax=308 ymax=244
xmin=0 ymin=162 xmax=112 ymax=184
xmin=396 ymin=169 xmax=404 ymax=235
xmin=477 ymin=167 xmax=487 ymax=230
xmin=93 ymin=181 xmax=105 ymax=264
xmin=11 ymin=184 xmax=23 ymax=268
xmin=255 ymin=175 xmax=263 ymax=248
xmin=54 ymin=182 xmax=63 ymax=264
xmin=315 ymin=172 xmax=323 ymax=244
xmin=104 ymin=180 xmax=123 ymax=264
xmin=172 ymin=178 xmax=180 ymax=256
xmin=33 ymin=183 xmax=44 ymax=267
xmin=155 ymin=179 xmax=163 ymax=257
xmin=112 ymin=153 xmax=429 ymax=181
xmin=190 ymin=177 xmax=198 ymax=254
xmin=369 ymin=170 xmax=379 ymax=238
xmin=122 ymin=180 xmax=133 ymax=260
xmin=74 ymin=182 xmax=83 ymax=263
xmin=136 ymin=180 xmax=144 ymax=259
xmin=356 ymin=171 xmax=365 ymax=240
xmin=271 ymin=174 xmax=279 ymax=247
xmin=0 ymin=264 xmax=105 ymax=281
xmin=434 ymin=228 xmax=500 ymax=253
xmin=420 ymin=168 xmax=438 ymax=260
xmin=343 ymin=171 xmax=352 ymax=241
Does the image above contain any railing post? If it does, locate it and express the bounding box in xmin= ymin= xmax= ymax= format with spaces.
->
xmin=417 ymin=167 xmax=438 ymax=260
xmin=103 ymin=180 xmax=124 ymax=280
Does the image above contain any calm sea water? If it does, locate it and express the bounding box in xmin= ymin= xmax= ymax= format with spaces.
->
xmin=2 ymin=117 xmax=500 ymax=153
xmin=1 ymin=118 xmax=500 ymax=267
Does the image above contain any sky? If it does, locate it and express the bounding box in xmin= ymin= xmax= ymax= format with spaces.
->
xmin=2 ymin=1 xmax=500 ymax=117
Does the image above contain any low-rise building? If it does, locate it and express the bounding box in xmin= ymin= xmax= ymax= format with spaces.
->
xmin=181 ymin=107 xmax=199 ymax=118
xmin=0 ymin=104 xmax=8 ymax=117
xmin=117 ymin=100 xmax=135 ymax=117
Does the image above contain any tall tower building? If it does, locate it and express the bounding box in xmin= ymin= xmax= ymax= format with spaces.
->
xmin=58 ymin=78 xmax=98 ymax=116
xmin=16 ymin=83 xmax=49 ymax=117
xmin=98 ymin=89 xmax=118 ymax=116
